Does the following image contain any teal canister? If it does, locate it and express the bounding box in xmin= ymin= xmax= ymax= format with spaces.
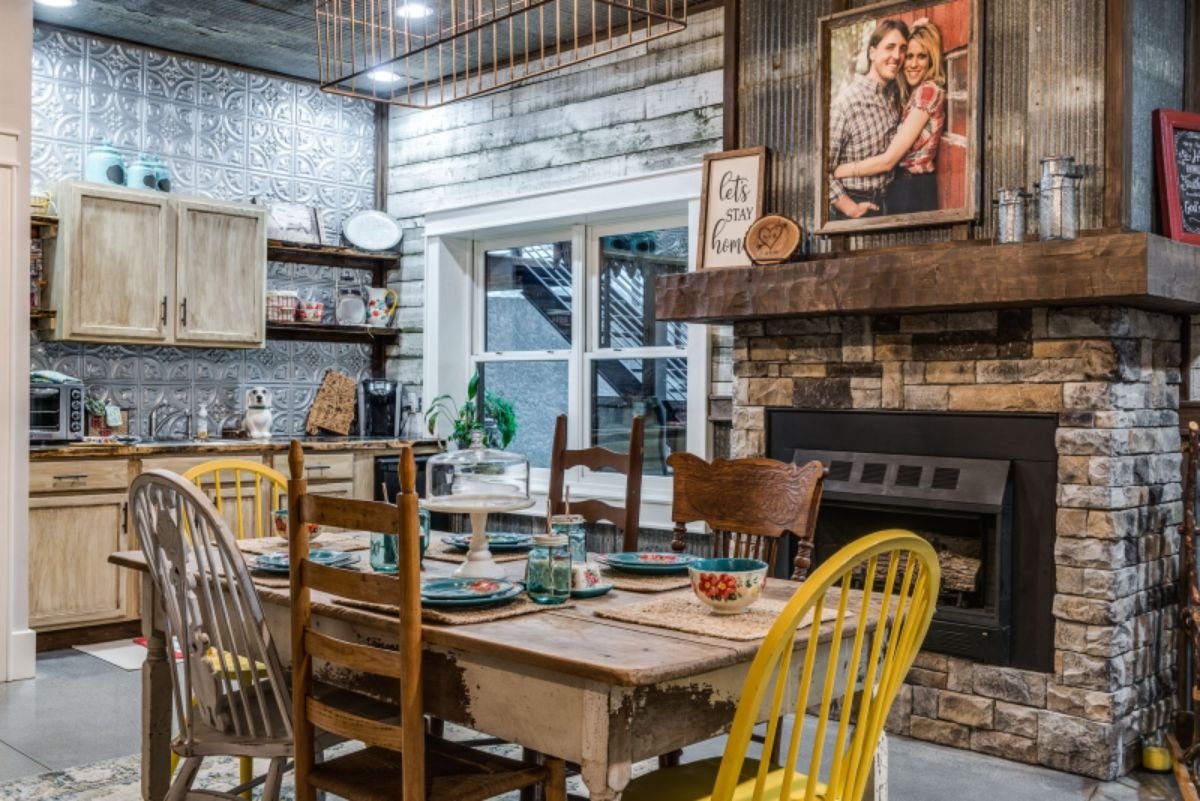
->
xmin=84 ymin=141 xmax=125 ymax=186
xmin=525 ymin=534 xmax=571 ymax=605
xmin=370 ymin=508 xmax=430 ymax=573
xmin=550 ymin=513 xmax=587 ymax=563
xmin=153 ymin=156 xmax=171 ymax=192
xmin=126 ymin=154 xmax=158 ymax=190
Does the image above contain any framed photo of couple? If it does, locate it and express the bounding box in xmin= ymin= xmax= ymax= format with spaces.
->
xmin=817 ymin=0 xmax=981 ymax=234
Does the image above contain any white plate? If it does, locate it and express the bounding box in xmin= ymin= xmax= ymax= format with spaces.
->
xmin=343 ymin=210 xmax=402 ymax=251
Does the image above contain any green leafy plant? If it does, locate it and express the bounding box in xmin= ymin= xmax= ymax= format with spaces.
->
xmin=425 ymin=372 xmax=518 ymax=449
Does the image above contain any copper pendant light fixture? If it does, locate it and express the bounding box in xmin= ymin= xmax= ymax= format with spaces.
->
xmin=315 ymin=0 xmax=688 ymax=108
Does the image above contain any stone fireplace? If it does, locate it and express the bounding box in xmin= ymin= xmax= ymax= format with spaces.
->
xmin=729 ymin=306 xmax=1181 ymax=780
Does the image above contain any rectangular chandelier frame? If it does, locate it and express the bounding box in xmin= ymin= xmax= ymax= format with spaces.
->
xmin=315 ymin=0 xmax=688 ymax=108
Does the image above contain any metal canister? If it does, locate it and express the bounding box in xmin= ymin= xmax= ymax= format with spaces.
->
xmin=1038 ymin=156 xmax=1082 ymax=241
xmin=994 ymin=188 xmax=1028 ymax=244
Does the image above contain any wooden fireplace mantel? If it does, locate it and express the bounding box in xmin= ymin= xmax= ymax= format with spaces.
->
xmin=656 ymin=231 xmax=1200 ymax=324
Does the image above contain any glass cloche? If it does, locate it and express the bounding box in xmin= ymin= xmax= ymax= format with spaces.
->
xmin=427 ymin=429 xmax=530 ymax=506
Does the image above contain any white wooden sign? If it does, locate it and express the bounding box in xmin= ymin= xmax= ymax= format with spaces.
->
xmin=697 ymin=147 xmax=767 ymax=269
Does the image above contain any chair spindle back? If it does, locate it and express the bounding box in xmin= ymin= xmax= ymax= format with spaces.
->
xmin=182 ymin=459 xmax=288 ymax=540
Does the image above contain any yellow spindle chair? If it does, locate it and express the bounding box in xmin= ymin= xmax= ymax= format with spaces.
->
xmin=622 ymin=529 xmax=940 ymax=801
xmin=177 ymin=459 xmax=288 ymax=796
xmin=182 ymin=459 xmax=288 ymax=541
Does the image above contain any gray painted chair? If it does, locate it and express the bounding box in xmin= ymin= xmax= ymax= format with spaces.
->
xmin=129 ymin=469 xmax=292 ymax=801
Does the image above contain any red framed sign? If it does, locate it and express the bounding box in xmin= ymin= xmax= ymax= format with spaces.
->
xmin=1154 ymin=108 xmax=1200 ymax=245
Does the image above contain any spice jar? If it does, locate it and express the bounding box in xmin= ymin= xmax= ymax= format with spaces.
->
xmin=525 ymin=534 xmax=571 ymax=605
xmin=550 ymin=513 xmax=587 ymax=563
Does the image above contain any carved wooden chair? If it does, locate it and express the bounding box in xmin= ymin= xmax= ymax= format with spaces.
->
xmin=287 ymin=441 xmax=568 ymax=801
xmin=667 ymin=452 xmax=826 ymax=581
xmin=182 ymin=458 xmax=288 ymax=540
xmin=547 ymin=413 xmax=645 ymax=552
xmin=129 ymin=469 xmax=292 ymax=801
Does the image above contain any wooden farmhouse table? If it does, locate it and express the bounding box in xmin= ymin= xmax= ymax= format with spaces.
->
xmin=110 ymin=544 xmax=884 ymax=801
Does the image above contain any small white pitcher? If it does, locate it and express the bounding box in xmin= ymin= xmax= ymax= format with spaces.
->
xmin=365 ymin=286 xmax=398 ymax=327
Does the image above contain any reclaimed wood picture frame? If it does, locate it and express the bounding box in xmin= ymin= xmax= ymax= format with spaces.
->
xmin=816 ymin=0 xmax=981 ymax=235
xmin=1154 ymin=108 xmax=1200 ymax=246
xmin=697 ymin=147 xmax=767 ymax=270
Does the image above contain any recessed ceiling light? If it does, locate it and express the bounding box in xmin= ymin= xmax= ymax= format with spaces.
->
xmin=34 ymin=0 xmax=78 ymax=7
xmin=369 ymin=68 xmax=402 ymax=83
xmin=396 ymin=3 xmax=433 ymax=18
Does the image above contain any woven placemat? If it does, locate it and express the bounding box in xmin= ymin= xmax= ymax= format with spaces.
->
xmin=423 ymin=537 xmax=528 ymax=565
xmin=594 ymin=558 xmax=691 ymax=593
xmin=593 ymin=595 xmax=838 ymax=642
xmin=334 ymin=593 xmax=573 ymax=625
xmin=235 ymin=533 xmax=370 ymax=556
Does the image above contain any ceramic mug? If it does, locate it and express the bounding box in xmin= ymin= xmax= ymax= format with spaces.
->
xmin=366 ymin=287 xmax=398 ymax=327
xmin=298 ymin=301 xmax=324 ymax=322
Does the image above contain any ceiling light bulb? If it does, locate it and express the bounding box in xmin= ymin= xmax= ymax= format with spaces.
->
xmin=396 ymin=3 xmax=433 ymax=18
xmin=34 ymin=0 xmax=78 ymax=7
xmin=369 ymin=69 xmax=402 ymax=83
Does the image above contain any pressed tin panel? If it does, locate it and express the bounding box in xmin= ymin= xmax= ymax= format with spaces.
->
xmin=736 ymin=0 xmax=1110 ymax=249
xmin=30 ymin=25 xmax=378 ymax=436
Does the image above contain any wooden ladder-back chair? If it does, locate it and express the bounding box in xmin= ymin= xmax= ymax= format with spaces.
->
xmin=668 ymin=452 xmax=826 ymax=581
xmin=622 ymin=529 xmax=941 ymax=801
xmin=287 ymin=441 xmax=567 ymax=801
xmin=129 ymin=469 xmax=293 ymax=801
xmin=183 ymin=459 xmax=288 ymax=540
xmin=547 ymin=413 xmax=645 ymax=552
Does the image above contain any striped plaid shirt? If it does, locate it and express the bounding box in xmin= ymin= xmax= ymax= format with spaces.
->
xmin=828 ymin=74 xmax=900 ymax=203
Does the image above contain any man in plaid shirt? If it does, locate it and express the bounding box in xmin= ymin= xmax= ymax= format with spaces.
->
xmin=828 ymin=19 xmax=909 ymax=221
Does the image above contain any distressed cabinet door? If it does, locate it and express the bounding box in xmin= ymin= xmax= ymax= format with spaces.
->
xmin=50 ymin=182 xmax=172 ymax=343
xmin=174 ymin=197 xmax=267 ymax=347
xmin=28 ymin=492 xmax=130 ymax=630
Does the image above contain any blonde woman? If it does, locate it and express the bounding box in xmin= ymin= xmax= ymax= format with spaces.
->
xmin=833 ymin=18 xmax=946 ymax=214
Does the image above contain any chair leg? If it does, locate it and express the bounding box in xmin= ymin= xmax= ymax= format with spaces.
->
xmin=164 ymin=756 xmax=201 ymax=801
xmin=521 ymin=748 xmax=543 ymax=801
xmin=239 ymin=756 xmax=253 ymax=799
xmin=429 ymin=716 xmax=446 ymax=738
xmin=261 ymin=757 xmax=286 ymax=801
xmin=657 ymin=748 xmax=683 ymax=768
xmin=544 ymin=757 xmax=567 ymax=801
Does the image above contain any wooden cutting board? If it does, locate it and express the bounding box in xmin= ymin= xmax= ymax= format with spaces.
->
xmin=305 ymin=370 xmax=357 ymax=435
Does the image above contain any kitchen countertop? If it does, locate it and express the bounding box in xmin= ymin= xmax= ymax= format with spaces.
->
xmin=30 ymin=436 xmax=442 ymax=460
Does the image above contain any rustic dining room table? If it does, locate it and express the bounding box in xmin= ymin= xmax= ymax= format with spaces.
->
xmin=109 ymin=536 xmax=886 ymax=801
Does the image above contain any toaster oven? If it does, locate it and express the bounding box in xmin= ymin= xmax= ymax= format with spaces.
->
xmin=29 ymin=380 xmax=86 ymax=442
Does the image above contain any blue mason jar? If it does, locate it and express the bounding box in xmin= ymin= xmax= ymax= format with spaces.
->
xmin=370 ymin=508 xmax=430 ymax=573
xmin=525 ymin=534 xmax=571 ymax=605
xmin=550 ymin=513 xmax=587 ymax=563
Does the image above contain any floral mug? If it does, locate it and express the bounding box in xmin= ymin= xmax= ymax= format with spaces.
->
xmin=366 ymin=287 xmax=398 ymax=327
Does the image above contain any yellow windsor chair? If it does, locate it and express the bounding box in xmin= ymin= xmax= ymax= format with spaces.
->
xmin=622 ymin=529 xmax=940 ymax=801
xmin=177 ymin=458 xmax=289 ymax=796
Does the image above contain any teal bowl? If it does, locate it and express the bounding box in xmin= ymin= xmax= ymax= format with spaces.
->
xmin=688 ymin=558 xmax=769 ymax=615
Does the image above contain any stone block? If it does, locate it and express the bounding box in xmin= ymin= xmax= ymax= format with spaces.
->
xmin=972 ymin=666 xmax=1048 ymax=707
xmin=1055 ymin=566 xmax=1085 ymax=596
xmin=925 ymin=361 xmax=975 ymax=384
xmin=912 ymin=685 xmax=940 ymax=718
xmin=733 ymin=321 xmax=764 ymax=337
xmin=945 ymin=658 xmax=974 ymax=692
xmin=748 ymin=336 xmax=790 ymax=362
xmin=1056 ymin=508 xmax=1088 ymax=536
xmin=734 ymin=361 xmax=770 ymax=379
xmin=764 ymin=318 xmax=830 ymax=336
xmin=900 ymin=314 xmax=947 ymax=333
xmin=1054 ymin=537 xmax=1135 ymax=570
xmin=912 ymin=652 xmax=949 ymax=672
xmin=780 ymin=364 xmax=828 ymax=378
xmin=1052 ymin=594 xmax=1135 ymax=626
xmin=1055 ymin=428 xmax=1117 ymax=456
xmin=911 ymin=331 xmax=999 ymax=360
xmin=1060 ymin=651 xmax=1125 ymax=692
xmin=1062 ymin=382 xmax=1112 ymax=411
xmin=885 ymin=684 xmax=912 ymax=734
xmin=792 ymin=378 xmax=852 ymax=409
xmin=903 ymin=385 xmax=949 ymax=410
xmin=1046 ymin=683 xmax=1129 ymax=722
xmin=948 ymin=384 xmax=1061 ymax=412
xmin=745 ymin=378 xmax=793 ymax=407
xmin=851 ymin=388 xmax=882 ymax=408
xmin=994 ymin=702 xmax=1039 ymax=738
xmin=1057 ymin=456 xmax=1090 ymax=485
xmin=906 ymin=667 xmax=947 ymax=688
xmin=971 ymin=730 xmax=1038 ymax=763
xmin=946 ymin=310 xmax=998 ymax=331
xmin=938 ymin=691 xmax=994 ymax=728
xmin=731 ymin=428 xmax=764 ymax=458
xmin=882 ymin=361 xmax=904 ymax=409
xmin=909 ymin=716 xmax=971 ymax=749
xmin=1045 ymin=307 xmax=1134 ymax=339
xmin=731 ymin=406 xmax=764 ymax=431
xmin=975 ymin=360 xmax=1023 ymax=383
xmin=1036 ymin=710 xmax=1122 ymax=780
xmin=902 ymin=361 xmax=926 ymax=384
xmin=874 ymin=334 xmax=913 ymax=361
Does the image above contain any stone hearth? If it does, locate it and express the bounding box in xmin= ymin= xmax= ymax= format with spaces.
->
xmin=729 ymin=306 xmax=1181 ymax=780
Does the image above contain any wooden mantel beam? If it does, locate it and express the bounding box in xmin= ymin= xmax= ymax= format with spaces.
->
xmin=655 ymin=232 xmax=1200 ymax=324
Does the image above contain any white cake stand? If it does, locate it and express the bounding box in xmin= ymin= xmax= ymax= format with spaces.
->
xmin=421 ymin=494 xmax=535 ymax=578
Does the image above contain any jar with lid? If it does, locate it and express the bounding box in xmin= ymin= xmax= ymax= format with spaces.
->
xmin=525 ymin=534 xmax=571 ymax=605
xmin=550 ymin=514 xmax=587 ymax=563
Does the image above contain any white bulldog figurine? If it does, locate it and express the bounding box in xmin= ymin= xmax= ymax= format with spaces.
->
xmin=243 ymin=387 xmax=274 ymax=439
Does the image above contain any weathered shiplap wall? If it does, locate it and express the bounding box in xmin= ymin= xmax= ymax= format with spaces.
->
xmin=1130 ymin=0 xmax=1185 ymax=232
xmin=737 ymin=0 xmax=1115 ymax=249
xmin=384 ymin=8 xmax=725 ymax=398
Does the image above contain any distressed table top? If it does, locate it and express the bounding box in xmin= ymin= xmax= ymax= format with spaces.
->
xmin=110 ymin=549 xmax=856 ymax=687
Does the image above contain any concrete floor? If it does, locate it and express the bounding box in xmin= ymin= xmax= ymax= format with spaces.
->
xmin=0 ymin=650 xmax=1183 ymax=800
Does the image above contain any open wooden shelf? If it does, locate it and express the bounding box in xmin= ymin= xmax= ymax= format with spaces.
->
xmin=655 ymin=231 xmax=1200 ymax=324
xmin=31 ymin=214 xmax=58 ymax=234
xmin=266 ymin=320 xmax=400 ymax=345
xmin=267 ymin=240 xmax=400 ymax=273
xmin=29 ymin=309 xmax=56 ymax=331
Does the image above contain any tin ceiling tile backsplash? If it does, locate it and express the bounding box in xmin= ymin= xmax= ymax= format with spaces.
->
xmin=31 ymin=25 xmax=377 ymax=437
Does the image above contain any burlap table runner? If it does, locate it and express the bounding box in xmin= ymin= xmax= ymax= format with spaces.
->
xmin=334 ymin=593 xmax=573 ymax=625
xmin=592 ymin=555 xmax=691 ymax=593
xmin=236 ymin=533 xmax=370 ymax=556
xmin=593 ymin=595 xmax=839 ymax=642
xmin=423 ymin=536 xmax=528 ymax=565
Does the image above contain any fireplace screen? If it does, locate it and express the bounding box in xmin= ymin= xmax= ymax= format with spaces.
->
xmin=794 ymin=449 xmax=1013 ymax=664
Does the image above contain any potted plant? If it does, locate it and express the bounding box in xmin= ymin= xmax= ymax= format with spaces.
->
xmin=424 ymin=372 xmax=517 ymax=449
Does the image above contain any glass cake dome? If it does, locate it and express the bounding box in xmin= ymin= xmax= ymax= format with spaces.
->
xmin=426 ymin=430 xmax=530 ymax=505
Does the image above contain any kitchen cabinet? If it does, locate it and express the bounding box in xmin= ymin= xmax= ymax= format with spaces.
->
xmin=45 ymin=180 xmax=266 ymax=348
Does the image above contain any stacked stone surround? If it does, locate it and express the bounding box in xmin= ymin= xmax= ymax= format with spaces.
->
xmin=729 ymin=306 xmax=1182 ymax=780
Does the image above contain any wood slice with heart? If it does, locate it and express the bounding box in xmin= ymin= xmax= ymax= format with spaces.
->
xmin=745 ymin=214 xmax=802 ymax=265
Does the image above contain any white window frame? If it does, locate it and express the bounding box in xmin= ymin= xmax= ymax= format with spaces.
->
xmin=423 ymin=165 xmax=708 ymax=529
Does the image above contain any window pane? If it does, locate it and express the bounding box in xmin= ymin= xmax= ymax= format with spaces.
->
xmin=598 ymin=227 xmax=688 ymax=349
xmin=479 ymin=360 xmax=568 ymax=468
xmin=485 ymin=242 xmax=572 ymax=352
xmin=591 ymin=357 xmax=687 ymax=477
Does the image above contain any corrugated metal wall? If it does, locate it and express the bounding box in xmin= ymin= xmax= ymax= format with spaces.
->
xmin=736 ymin=0 xmax=1112 ymax=250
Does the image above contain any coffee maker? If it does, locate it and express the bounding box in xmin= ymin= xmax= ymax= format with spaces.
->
xmin=358 ymin=379 xmax=401 ymax=437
